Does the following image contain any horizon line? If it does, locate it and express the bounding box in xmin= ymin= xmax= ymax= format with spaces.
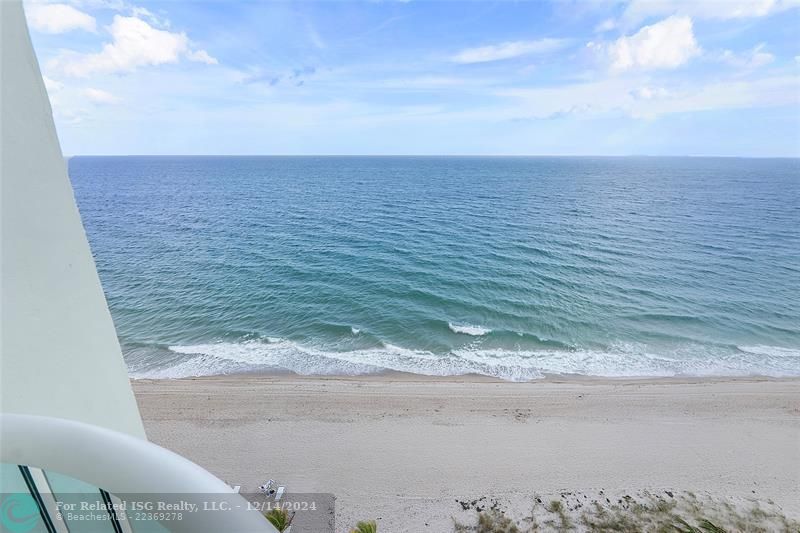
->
xmin=64 ymin=154 xmax=800 ymax=159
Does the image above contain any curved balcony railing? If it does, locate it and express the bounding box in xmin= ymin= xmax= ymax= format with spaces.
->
xmin=1 ymin=414 xmax=277 ymax=532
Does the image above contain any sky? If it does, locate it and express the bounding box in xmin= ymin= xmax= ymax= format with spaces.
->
xmin=24 ymin=0 xmax=800 ymax=156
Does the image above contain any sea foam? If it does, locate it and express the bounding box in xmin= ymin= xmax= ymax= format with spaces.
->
xmin=125 ymin=338 xmax=800 ymax=381
xmin=448 ymin=322 xmax=491 ymax=336
xmin=738 ymin=345 xmax=800 ymax=358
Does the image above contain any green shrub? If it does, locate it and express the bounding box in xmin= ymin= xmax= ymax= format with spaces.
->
xmin=350 ymin=520 xmax=377 ymax=533
xmin=264 ymin=508 xmax=291 ymax=532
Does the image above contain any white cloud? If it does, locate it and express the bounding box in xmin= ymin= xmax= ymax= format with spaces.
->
xmin=54 ymin=15 xmax=217 ymax=76
xmin=495 ymin=74 xmax=799 ymax=120
xmin=130 ymin=6 xmax=170 ymax=28
xmin=629 ymin=75 xmax=799 ymax=118
xmin=594 ymin=18 xmax=618 ymax=32
xmin=57 ymin=107 xmax=91 ymax=125
xmin=84 ymin=88 xmax=121 ymax=104
xmin=187 ymin=49 xmax=218 ymax=65
xmin=631 ymin=86 xmax=671 ymax=100
xmin=362 ymin=75 xmax=495 ymax=90
xmin=621 ymin=0 xmax=800 ymax=25
xmin=25 ymin=3 xmax=96 ymax=34
xmin=591 ymin=15 xmax=700 ymax=72
xmin=719 ymin=43 xmax=775 ymax=69
xmin=306 ymin=22 xmax=326 ymax=50
xmin=43 ymin=76 xmax=63 ymax=93
xmin=451 ymin=38 xmax=569 ymax=64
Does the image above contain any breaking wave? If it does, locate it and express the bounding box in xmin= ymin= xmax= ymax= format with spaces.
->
xmin=126 ymin=338 xmax=800 ymax=381
xmin=448 ymin=322 xmax=491 ymax=336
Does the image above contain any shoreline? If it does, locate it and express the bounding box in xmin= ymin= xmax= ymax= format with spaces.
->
xmin=134 ymin=374 xmax=800 ymax=531
xmin=126 ymin=340 xmax=800 ymax=382
xmin=132 ymin=368 xmax=800 ymax=384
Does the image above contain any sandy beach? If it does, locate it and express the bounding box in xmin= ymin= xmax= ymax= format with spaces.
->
xmin=134 ymin=375 xmax=800 ymax=531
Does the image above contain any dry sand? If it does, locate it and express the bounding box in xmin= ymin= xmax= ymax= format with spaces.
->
xmin=133 ymin=375 xmax=800 ymax=532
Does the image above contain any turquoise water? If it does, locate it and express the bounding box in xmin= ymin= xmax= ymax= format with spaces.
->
xmin=69 ymin=156 xmax=800 ymax=380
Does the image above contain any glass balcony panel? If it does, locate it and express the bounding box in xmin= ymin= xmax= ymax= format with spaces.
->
xmin=0 ymin=463 xmax=50 ymax=533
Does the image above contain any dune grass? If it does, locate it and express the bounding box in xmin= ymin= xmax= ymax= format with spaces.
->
xmin=453 ymin=490 xmax=798 ymax=533
xmin=350 ymin=520 xmax=378 ymax=533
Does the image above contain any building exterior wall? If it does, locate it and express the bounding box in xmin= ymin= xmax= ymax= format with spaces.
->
xmin=0 ymin=0 xmax=145 ymax=439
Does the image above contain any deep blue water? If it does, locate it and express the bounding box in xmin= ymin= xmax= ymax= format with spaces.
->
xmin=68 ymin=156 xmax=800 ymax=380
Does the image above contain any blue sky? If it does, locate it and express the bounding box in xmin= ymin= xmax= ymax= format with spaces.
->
xmin=25 ymin=0 xmax=800 ymax=156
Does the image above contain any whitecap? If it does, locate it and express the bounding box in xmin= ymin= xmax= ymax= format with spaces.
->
xmin=737 ymin=345 xmax=800 ymax=358
xmin=448 ymin=322 xmax=491 ymax=336
xmin=126 ymin=338 xmax=800 ymax=381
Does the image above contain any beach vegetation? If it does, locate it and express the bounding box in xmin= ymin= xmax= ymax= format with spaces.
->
xmin=454 ymin=510 xmax=520 ymax=532
xmin=264 ymin=508 xmax=292 ymax=532
xmin=671 ymin=517 xmax=726 ymax=533
xmin=541 ymin=500 xmax=573 ymax=531
xmin=350 ymin=520 xmax=377 ymax=533
xmin=452 ymin=491 xmax=799 ymax=533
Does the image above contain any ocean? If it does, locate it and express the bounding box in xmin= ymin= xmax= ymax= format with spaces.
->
xmin=68 ymin=156 xmax=800 ymax=380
